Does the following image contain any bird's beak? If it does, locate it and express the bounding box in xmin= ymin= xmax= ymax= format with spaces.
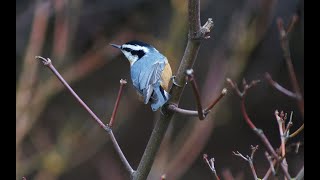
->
xmin=110 ymin=43 xmax=121 ymax=49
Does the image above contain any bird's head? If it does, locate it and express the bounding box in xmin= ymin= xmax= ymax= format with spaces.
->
xmin=110 ymin=40 xmax=153 ymax=66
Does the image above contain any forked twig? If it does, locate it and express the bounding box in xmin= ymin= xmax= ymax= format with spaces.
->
xmin=203 ymin=154 xmax=221 ymax=180
xmin=233 ymin=145 xmax=259 ymax=180
xmin=227 ymin=78 xmax=291 ymax=179
xmin=35 ymin=56 xmax=134 ymax=176
xmin=168 ymin=69 xmax=227 ymax=120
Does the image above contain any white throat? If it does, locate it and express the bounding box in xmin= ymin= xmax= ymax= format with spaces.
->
xmin=122 ymin=50 xmax=138 ymax=66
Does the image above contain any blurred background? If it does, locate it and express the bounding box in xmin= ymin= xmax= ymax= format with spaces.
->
xmin=16 ymin=0 xmax=304 ymax=179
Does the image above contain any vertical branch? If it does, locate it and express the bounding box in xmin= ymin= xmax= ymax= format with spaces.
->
xmin=277 ymin=16 xmax=304 ymax=117
xmin=275 ymin=110 xmax=286 ymax=157
xmin=132 ymin=0 xmax=213 ymax=179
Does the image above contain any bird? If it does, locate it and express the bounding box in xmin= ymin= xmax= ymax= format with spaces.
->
xmin=110 ymin=40 xmax=172 ymax=111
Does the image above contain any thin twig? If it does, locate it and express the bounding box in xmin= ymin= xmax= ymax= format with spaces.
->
xmin=108 ymin=130 xmax=135 ymax=175
xmin=275 ymin=110 xmax=286 ymax=157
xmin=167 ymin=88 xmax=227 ymax=118
xmin=265 ymin=73 xmax=297 ymax=99
xmin=277 ymin=16 xmax=304 ymax=117
xmin=264 ymin=152 xmax=276 ymax=176
xmin=284 ymin=111 xmax=294 ymax=137
xmin=186 ymin=69 xmax=205 ymax=120
xmin=232 ymin=146 xmax=259 ymax=180
xmin=167 ymin=104 xmax=200 ymax=116
xmin=227 ymin=78 xmax=292 ymax=179
xmin=203 ymin=154 xmax=221 ymax=180
xmin=204 ymin=88 xmax=227 ymax=112
xmin=285 ymin=15 xmax=299 ymax=34
xmin=35 ymin=56 xmax=135 ymax=176
xmin=289 ymin=124 xmax=304 ymax=138
xmin=108 ymin=79 xmax=127 ymax=127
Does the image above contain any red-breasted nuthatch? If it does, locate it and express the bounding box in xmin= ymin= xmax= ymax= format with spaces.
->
xmin=110 ymin=40 xmax=172 ymax=111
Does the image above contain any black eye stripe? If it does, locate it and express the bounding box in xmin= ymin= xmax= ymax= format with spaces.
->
xmin=131 ymin=50 xmax=145 ymax=59
xmin=122 ymin=47 xmax=132 ymax=52
xmin=122 ymin=47 xmax=146 ymax=59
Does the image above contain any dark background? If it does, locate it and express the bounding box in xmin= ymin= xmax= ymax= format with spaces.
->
xmin=16 ymin=0 xmax=304 ymax=179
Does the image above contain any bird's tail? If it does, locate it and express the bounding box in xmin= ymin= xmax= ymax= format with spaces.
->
xmin=150 ymin=86 xmax=170 ymax=111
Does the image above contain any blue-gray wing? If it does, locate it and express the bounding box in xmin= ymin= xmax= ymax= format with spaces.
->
xmin=138 ymin=61 xmax=165 ymax=104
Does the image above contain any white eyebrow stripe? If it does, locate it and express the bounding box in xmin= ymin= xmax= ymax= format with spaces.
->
xmin=122 ymin=44 xmax=150 ymax=53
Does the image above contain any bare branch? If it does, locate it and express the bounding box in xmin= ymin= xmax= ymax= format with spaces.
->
xmin=284 ymin=111 xmax=294 ymax=137
xmin=36 ymin=56 xmax=134 ymax=176
xmin=286 ymin=14 xmax=299 ymax=34
xmin=133 ymin=1 xmax=214 ymax=178
xmin=228 ymin=78 xmax=292 ymax=179
xmin=203 ymin=154 xmax=221 ymax=180
xmin=186 ymin=69 xmax=205 ymax=120
xmin=204 ymin=88 xmax=227 ymax=112
xmin=275 ymin=110 xmax=286 ymax=157
xmin=108 ymin=79 xmax=127 ymax=127
xmin=35 ymin=56 xmax=106 ymax=129
xmin=168 ymin=88 xmax=227 ymax=118
xmin=226 ymin=78 xmax=260 ymax=98
xmin=233 ymin=147 xmax=259 ymax=180
xmin=289 ymin=124 xmax=304 ymax=138
xmin=167 ymin=104 xmax=201 ymax=117
xmin=277 ymin=16 xmax=304 ymax=117
xmin=232 ymin=151 xmax=248 ymax=161
xmin=265 ymin=73 xmax=297 ymax=99
xmin=250 ymin=145 xmax=259 ymax=160
xmin=264 ymin=152 xmax=276 ymax=177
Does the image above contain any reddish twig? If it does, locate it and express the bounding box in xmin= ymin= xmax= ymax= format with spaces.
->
xmin=108 ymin=79 xmax=127 ymax=127
xmin=227 ymin=78 xmax=292 ymax=179
xmin=204 ymin=88 xmax=227 ymax=112
xmin=186 ymin=69 xmax=205 ymax=120
xmin=35 ymin=56 xmax=134 ymax=176
xmin=265 ymin=73 xmax=297 ymax=99
xmin=203 ymin=154 xmax=221 ymax=180
xmin=169 ymin=69 xmax=227 ymax=119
